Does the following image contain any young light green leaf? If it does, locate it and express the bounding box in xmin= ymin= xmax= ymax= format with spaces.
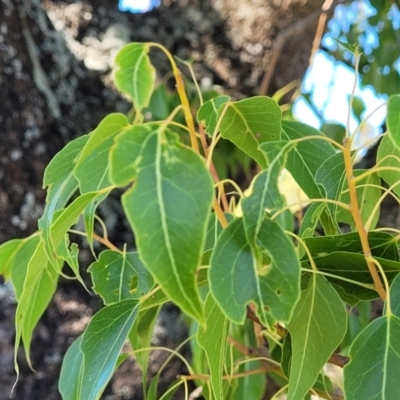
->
xmin=334 ymin=39 xmax=361 ymax=55
xmin=377 ymin=135 xmax=400 ymax=198
xmin=197 ymin=293 xmax=229 ymax=400
xmin=209 ymin=218 xmax=300 ymax=328
xmin=218 ymin=96 xmax=282 ymax=168
xmin=344 ymin=315 xmax=400 ymax=400
xmin=59 ymin=336 xmax=83 ymax=400
xmin=281 ymin=121 xmax=336 ymax=199
xmin=80 ymin=299 xmax=139 ymax=400
xmin=10 ymin=234 xmax=41 ymax=300
xmin=287 ymin=274 xmax=347 ymax=400
xmin=14 ymin=240 xmax=61 ymax=370
xmin=197 ymin=95 xmax=230 ymax=136
xmin=336 ymin=169 xmax=381 ymax=230
xmin=75 ymin=113 xmax=130 ymax=193
xmin=111 ymin=124 xmax=214 ymax=323
xmin=387 ymin=94 xmax=400 ymax=149
xmin=88 ymin=250 xmax=154 ymax=305
xmin=114 ymin=43 xmax=156 ymax=112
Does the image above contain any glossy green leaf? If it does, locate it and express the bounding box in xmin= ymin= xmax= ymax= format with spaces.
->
xmin=336 ymin=169 xmax=381 ymax=230
xmin=287 ymin=274 xmax=347 ymax=400
xmin=114 ymin=43 xmax=156 ymax=112
xmin=210 ymin=218 xmax=300 ymax=328
xmin=89 ymin=250 xmax=154 ymax=304
xmin=111 ymin=124 xmax=213 ymax=323
xmin=377 ymin=135 xmax=400 ymax=198
xmin=282 ymin=121 xmax=335 ymax=198
xmin=75 ymin=114 xmax=129 ymax=193
xmin=197 ymin=95 xmax=230 ymax=136
xmin=197 ymin=293 xmax=229 ymax=400
xmin=59 ymin=336 xmax=83 ymax=400
xmin=218 ymin=96 xmax=282 ymax=168
xmin=128 ymin=306 xmax=160 ymax=373
xmin=80 ymin=299 xmax=139 ymax=400
xmin=14 ymin=240 xmax=61 ymax=369
xmin=344 ymin=314 xmax=400 ymax=400
xmin=387 ymin=94 xmax=400 ymax=149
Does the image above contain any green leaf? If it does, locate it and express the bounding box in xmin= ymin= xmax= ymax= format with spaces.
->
xmin=128 ymin=306 xmax=160 ymax=373
xmin=0 ymin=239 xmax=24 ymax=279
xmin=218 ymin=96 xmax=282 ymax=168
xmin=334 ymin=39 xmax=362 ymax=55
xmin=389 ymin=274 xmax=400 ymax=318
xmin=336 ymin=169 xmax=381 ymax=230
xmin=10 ymin=235 xmax=41 ymax=300
xmin=114 ymin=43 xmax=156 ymax=112
xmin=301 ymin=252 xmax=400 ymax=303
xmin=352 ymin=96 xmax=366 ymax=121
xmin=197 ymin=95 xmax=230 ymax=136
xmin=89 ymin=250 xmax=154 ymax=305
xmin=321 ymin=123 xmax=346 ymax=144
xmin=209 ymin=218 xmax=300 ymax=328
xmin=303 ymin=231 xmax=398 ymax=261
xmin=344 ymin=315 xmax=400 ymax=400
xmin=316 ymin=152 xmax=347 ymax=229
xmin=80 ymin=299 xmax=139 ymax=400
xmin=39 ymin=135 xmax=88 ymax=268
xmin=197 ymin=293 xmax=229 ymax=400
xmin=59 ymin=336 xmax=83 ymax=400
xmin=14 ymin=240 xmax=61 ymax=369
xmin=241 ymin=141 xmax=291 ymax=257
xmin=377 ymin=134 xmax=400 ymax=198
xmin=282 ymin=121 xmax=336 ymax=199
xmin=387 ymin=94 xmax=400 ymax=149
xmin=75 ymin=113 xmax=129 ymax=193
xmin=287 ymin=274 xmax=347 ymax=400
xmin=111 ymin=124 xmax=214 ymax=323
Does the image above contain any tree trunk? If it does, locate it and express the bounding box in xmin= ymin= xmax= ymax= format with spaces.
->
xmin=0 ymin=0 xmax=333 ymax=398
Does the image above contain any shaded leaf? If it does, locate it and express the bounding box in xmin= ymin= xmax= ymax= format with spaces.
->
xmin=89 ymin=250 xmax=154 ymax=305
xmin=288 ymin=274 xmax=347 ymax=400
xmin=218 ymin=96 xmax=281 ymax=168
xmin=344 ymin=314 xmax=400 ymax=400
xmin=80 ymin=299 xmax=139 ymax=400
xmin=114 ymin=43 xmax=156 ymax=112
xmin=197 ymin=293 xmax=229 ymax=400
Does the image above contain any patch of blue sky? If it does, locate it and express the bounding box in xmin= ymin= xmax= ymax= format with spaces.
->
xmin=119 ymin=0 xmax=160 ymax=13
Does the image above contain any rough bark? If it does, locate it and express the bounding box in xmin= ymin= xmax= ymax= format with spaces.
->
xmin=0 ymin=0 xmax=333 ymax=398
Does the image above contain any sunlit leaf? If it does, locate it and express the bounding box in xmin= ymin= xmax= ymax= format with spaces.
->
xmin=282 ymin=121 xmax=335 ymax=199
xmin=336 ymin=169 xmax=381 ymax=230
xmin=197 ymin=95 xmax=230 ymax=137
xmin=387 ymin=94 xmax=400 ymax=149
xmin=218 ymin=96 xmax=282 ymax=168
xmin=80 ymin=299 xmax=139 ymax=400
xmin=377 ymin=135 xmax=400 ymax=198
xmin=287 ymin=274 xmax=347 ymax=400
xmin=111 ymin=124 xmax=213 ymax=323
xmin=0 ymin=239 xmax=23 ymax=280
xmin=197 ymin=293 xmax=229 ymax=400
xmin=89 ymin=250 xmax=154 ymax=304
xmin=114 ymin=43 xmax=156 ymax=112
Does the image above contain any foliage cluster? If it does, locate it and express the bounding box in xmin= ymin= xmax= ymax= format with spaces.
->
xmin=1 ymin=41 xmax=400 ymax=399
